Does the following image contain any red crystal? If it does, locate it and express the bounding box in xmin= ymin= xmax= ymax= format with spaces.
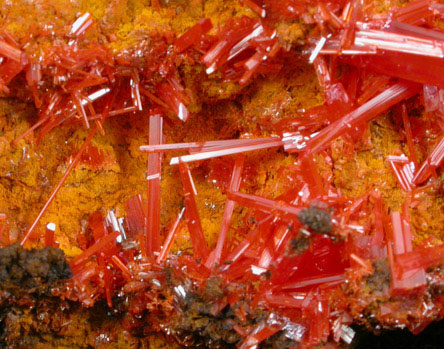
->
xmin=313 ymin=56 xmax=331 ymax=89
xmin=156 ymin=208 xmax=185 ymax=264
xmin=178 ymin=161 xmax=209 ymax=259
xmin=145 ymin=110 xmax=163 ymax=257
xmin=140 ymin=87 xmax=171 ymax=110
xmin=241 ymin=0 xmax=266 ymax=18
xmin=299 ymin=154 xmax=325 ymax=198
xmin=387 ymin=211 xmax=426 ymax=291
xmin=170 ymin=138 xmax=284 ymax=165
xmin=401 ymin=104 xmax=418 ymax=166
xmin=239 ymin=51 xmax=266 ymax=86
xmin=227 ymin=190 xmax=301 ymax=219
xmin=157 ymin=78 xmax=190 ymax=121
xmin=325 ymin=82 xmax=350 ymax=107
xmin=387 ymin=155 xmax=415 ymax=192
xmin=264 ymin=0 xmax=305 ymax=20
xmin=280 ymin=274 xmax=346 ymax=290
xmin=305 ymin=298 xmax=330 ymax=345
xmin=271 ymin=235 xmax=348 ymax=289
xmin=125 ymin=195 xmax=146 ymax=239
xmin=397 ymin=243 xmax=444 ymax=276
xmin=344 ymin=51 xmax=444 ymax=89
xmin=89 ymin=212 xmax=107 ymax=241
xmin=350 ymin=253 xmax=374 ymax=274
xmin=205 ymin=154 xmax=245 ymax=269
xmin=70 ymin=13 xmax=94 ymax=37
xmin=390 ymin=212 xmax=406 ymax=255
xmin=412 ymin=136 xmax=444 ymax=184
xmin=70 ymin=230 xmax=120 ymax=268
xmin=0 ymin=57 xmax=24 ymax=85
xmin=200 ymin=16 xmax=280 ymax=83
xmin=0 ymin=39 xmax=22 ymax=62
xmin=130 ymin=74 xmax=143 ymax=111
xmin=370 ymin=191 xmax=385 ymax=246
xmin=140 ymin=137 xmax=280 ymax=154
xmin=72 ymin=92 xmax=91 ymax=129
xmin=357 ymin=75 xmax=390 ymax=105
xmin=265 ymin=292 xmax=306 ymax=309
xmin=300 ymin=81 xmax=420 ymax=155
xmin=393 ymin=0 xmax=433 ymax=25
xmin=80 ymin=144 xmax=108 ymax=170
xmin=44 ymin=223 xmax=57 ymax=248
xmin=354 ymin=28 xmax=444 ymax=58
xmin=110 ymin=255 xmax=132 ymax=281
xmin=423 ymin=84 xmax=439 ymax=112
xmin=21 ymin=127 xmax=98 ymax=246
xmin=174 ymin=18 xmax=213 ymax=53
xmin=240 ymin=324 xmax=281 ymax=349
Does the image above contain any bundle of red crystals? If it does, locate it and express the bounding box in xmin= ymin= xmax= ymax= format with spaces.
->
xmin=5 ymin=0 xmax=444 ymax=347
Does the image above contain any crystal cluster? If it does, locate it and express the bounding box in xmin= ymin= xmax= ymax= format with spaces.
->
xmin=3 ymin=0 xmax=444 ymax=347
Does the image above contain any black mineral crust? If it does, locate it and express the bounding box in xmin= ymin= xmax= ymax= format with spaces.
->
xmin=297 ymin=206 xmax=333 ymax=234
xmin=290 ymin=235 xmax=310 ymax=255
xmin=0 ymin=243 xmax=72 ymax=291
xmin=365 ymin=259 xmax=391 ymax=293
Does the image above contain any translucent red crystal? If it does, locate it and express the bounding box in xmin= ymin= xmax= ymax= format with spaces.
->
xmin=0 ymin=39 xmax=22 ymax=62
xmin=397 ymin=243 xmax=444 ymax=276
xmin=130 ymin=74 xmax=143 ymax=111
xmin=387 ymin=155 xmax=415 ymax=192
xmin=110 ymin=255 xmax=133 ymax=281
xmin=145 ymin=110 xmax=163 ymax=257
xmin=156 ymin=208 xmax=185 ymax=264
xmin=174 ymin=18 xmax=213 ymax=53
xmin=344 ymin=51 xmax=444 ymax=88
xmin=354 ymin=28 xmax=444 ymax=58
xmin=70 ymin=230 xmax=120 ymax=268
xmin=412 ymin=136 xmax=444 ymax=184
xmin=272 ymin=236 xmax=348 ymax=290
xmin=401 ymin=104 xmax=418 ymax=166
xmin=72 ymin=92 xmax=91 ymax=129
xmin=21 ymin=127 xmax=98 ymax=246
xmin=240 ymin=324 xmax=281 ymax=349
xmin=387 ymin=211 xmax=426 ymax=291
xmin=305 ymin=298 xmax=330 ymax=345
xmin=178 ymin=161 xmax=209 ymax=259
xmin=140 ymin=137 xmax=280 ymax=154
xmin=0 ymin=56 xmax=25 ymax=85
xmin=264 ymin=292 xmax=306 ymax=309
xmin=227 ymin=190 xmax=301 ymax=219
xmin=264 ymin=0 xmax=305 ymax=19
xmin=44 ymin=223 xmax=57 ymax=248
xmin=205 ymin=154 xmax=245 ymax=269
xmin=125 ymin=195 xmax=146 ymax=238
xmin=241 ymin=0 xmax=266 ymax=18
xmin=170 ymin=138 xmax=284 ymax=165
xmin=157 ymin=78 xmax=190 ymax=121
xmin=313 ymin=56 xmax=331 ymax=88
xmin=390 ymin=212 xmax=407 ymax=255
xmin=299 ymin=81 xmax=420 ymax=155
xmin=200 ymin=16 xmax=280 ymax=84
xmin=393 ymin=0 xmax=433 ymax=25
xmin=70 ymin=13 xmax=94 ymax=37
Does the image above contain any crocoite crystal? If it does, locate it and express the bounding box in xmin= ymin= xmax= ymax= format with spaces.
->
xmin=4 ymin=0 xmax=444 ymax=347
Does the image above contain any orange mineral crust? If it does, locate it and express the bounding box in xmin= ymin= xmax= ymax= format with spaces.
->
xmin=3 ymin=0 xmax=444 ymax=347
